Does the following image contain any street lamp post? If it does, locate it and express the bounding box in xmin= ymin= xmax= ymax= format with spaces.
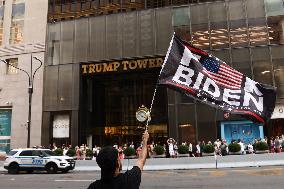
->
xmin=1 ymin=55 xmax=43 ymax=148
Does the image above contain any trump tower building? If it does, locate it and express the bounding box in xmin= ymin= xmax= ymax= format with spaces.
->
xmin=43 ymin=0 xmax=284 ymax=148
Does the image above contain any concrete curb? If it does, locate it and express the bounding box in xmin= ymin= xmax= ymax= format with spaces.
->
xmin=1 ymin=153 xmax=284 ymax=172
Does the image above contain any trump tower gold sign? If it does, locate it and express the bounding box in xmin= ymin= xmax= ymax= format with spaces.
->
xmin=81 ymin=57 xmax=164 ymax=75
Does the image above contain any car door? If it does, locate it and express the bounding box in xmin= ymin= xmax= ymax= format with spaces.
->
xmin=31 ymin=150 xmax=45 ymax=168
xmin=18 ymin=150 xmax=33 ymax=168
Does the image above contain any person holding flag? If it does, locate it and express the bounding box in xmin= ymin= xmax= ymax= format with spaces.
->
xmin=87 ymin=130 xmax=149 ymax=189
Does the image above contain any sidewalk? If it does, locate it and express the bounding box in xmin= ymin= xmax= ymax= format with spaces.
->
xmin=1 ymin=153 xmax=284 ymax=172
xmin=2 ymin=153 xmax=283 ymax=172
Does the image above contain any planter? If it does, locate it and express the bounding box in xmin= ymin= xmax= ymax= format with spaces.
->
xmin=255 ymin=150 xmax=269 ymax=154
xmin=151 ymin=154 xmax=166 ymax=158
xmin=177 ymin=153 xmax=189 ymax=157
xmin=202 ymin=152 xmax=215 ymax=156
xmin=124 ymin=155 xmax=137 ymax=159
xmin=228 ymin=151 xmax=242 ymax=155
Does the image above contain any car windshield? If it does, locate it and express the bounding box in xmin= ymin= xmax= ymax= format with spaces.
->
xmin=7 ymin=150 xmax=17 ymax=156
xmin=41 ymin=150 xmax=58 ymax=156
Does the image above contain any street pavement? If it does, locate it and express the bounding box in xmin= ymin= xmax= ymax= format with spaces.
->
xmin=0 ymin=166 xmax=284 ymax=189
xmin=74 ymin=152 xmax=284 ymax=171
xmin=1 ymin=152 xmax=284 ymax=172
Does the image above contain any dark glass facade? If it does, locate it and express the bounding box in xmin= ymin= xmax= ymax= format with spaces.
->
xmin=43 ymin=0 xmax=284 ymax=147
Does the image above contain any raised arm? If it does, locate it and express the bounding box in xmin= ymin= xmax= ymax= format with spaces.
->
xmin=135 ymin=130 xmax=149 ymax=171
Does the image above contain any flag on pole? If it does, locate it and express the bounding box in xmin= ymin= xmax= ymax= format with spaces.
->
xmin=158 ymin=34 xmax=276 ymax=123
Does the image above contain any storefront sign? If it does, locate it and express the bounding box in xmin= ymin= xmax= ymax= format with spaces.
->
xmin=53 ymin=114 xmax=70 ymax=138
xmin=0 ymin=109 xmax=11 ymax=152
xmin=81 ymin=57 xmax=164 ymax=75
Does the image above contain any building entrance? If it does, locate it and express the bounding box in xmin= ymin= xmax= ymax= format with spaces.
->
xmin=81 ymin=71 xmax=167 ymax=148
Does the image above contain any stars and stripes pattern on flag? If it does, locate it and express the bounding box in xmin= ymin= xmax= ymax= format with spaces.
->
xmin=200 ymin=56 xmax=243 ymax=90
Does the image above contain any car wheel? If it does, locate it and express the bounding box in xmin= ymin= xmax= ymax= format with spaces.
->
xmin=8 ymin=163 xmax=19 ymax=174
xmin=46 ymin=163 xmax=58 ymax=174
xmin=27 ymin=170 xmax=33 ymax=174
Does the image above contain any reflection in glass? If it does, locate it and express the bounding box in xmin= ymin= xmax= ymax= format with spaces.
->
xmin=190 ymin=4 xmax=209 ymax=50
xmin=211 ymin=50 xmax=231 ymax=66
xmin=228 ymin=1 xmax=248 ymax=47
xmin=82 ymin=72 xmax=168 ymax=145
xmin=232 ymin=48 xmax=251 ymax=78
xmin=10 ymin=0 xmax=25 ymax=44
xmin=251 ymin=47 xmax=272 ymax=85
xmin=6 ymin=58 xmax=18 ymax=74
xmin=271 ymin=46 xmax=284 ymax=99
xmin=209 ymin=2 xmax=229 ymax=49
xmin=248 ymin=18 xmax=269 ymax=46
xmin=0 ymin=1 xmax=4 ymax=46
xmin=267 ymin=16 xmax=284 ymax=44
xmin=47 ymin=23 xmax=60 ymax=65
xmin=173 ymin=7 xmax=191 ymax=42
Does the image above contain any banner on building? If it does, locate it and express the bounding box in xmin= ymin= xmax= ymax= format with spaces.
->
xmin=53 ymin=114 xmax=70 ymax=138
xmin=158 ymin=34 xmax=276 ymax=123
xmin=0 ymin=109 xmax=11 ymax=153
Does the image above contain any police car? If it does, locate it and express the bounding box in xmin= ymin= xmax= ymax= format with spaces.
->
xmin=4 ymin=148 xmax=75 ymax=174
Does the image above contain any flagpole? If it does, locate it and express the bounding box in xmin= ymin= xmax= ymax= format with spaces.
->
xmin=145 ymin=33 xmax=175 ymax=131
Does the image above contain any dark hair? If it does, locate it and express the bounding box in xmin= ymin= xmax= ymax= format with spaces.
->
xmin=96 ymin=146 xmax=118 ymax=181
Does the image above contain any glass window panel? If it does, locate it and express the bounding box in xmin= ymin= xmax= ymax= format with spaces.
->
xmin=196 ymin=102 xmax=216 ymax=142
xmin=47 ymin=23 xmax=60 ymax=65
xmin=0 ymin=1 xmax=4 ymax=46
xmin=89 ymin=16 xmax=106 ymax=61
xmin=72 ymin=64 xmax=80 ymax=110
xmin=271 ymin=46 xmax=284 ymax=99
xmin=228 ymin=0 xmax=249 ymax=47
xmin=211 ymin=50 xmax=231 ymax=66
xmin=123 ymin=12 xmax=137 ymax=57
xmin=190 ymin=4 xmax=209 ymax=50
xmin=167 ymin=88 xmax=176 ymax=105
xmin=106 ymin=14 xmax=123 ymax=59
xmin=246 ymin=0 xmax=265 ymax=18
xmin=44 ymin=66 xmax=58 ymax=110
xmin=58 ymin=64 xmax=73 ymax=109
xmin=177 ymin=104 xmax=196 ymax=143
xmin=168 ymin=105 xmax=177 ymax=139
xmin=74 ymin=18 xmax=89 ymax=63
xmin=251 ymin=47 xmax=273 ymax=85
xmin=267 ymin=16 xmax=284 ymax=45
xmin=60 ymin=21 xmax=74 ymax=64
xmin=232 ymin=48 xmax=252 ymax=78
xmin=12 ymin=2 xmax=25 ymax=16
xmin=6 ymin=58 xmax=18 ymax=74
xmin=178 ymin=93 xmax=195 ymax=104
xmin=209 ymin=2 xmax=229 ymax=49
xmin=172 ymin=7 xmax=191 ymax=42
xmin=172 ymin=6 xmax=190 ymax=27
xmin=10 ymin=1 xmax=25 ymax=44
xmin=249 ymin=18 xmax=269 ymax=46
xmin=155 ymin=7 xmax=172 ymax=54
xmin=139 ymin=9 xmax=154 ymax=56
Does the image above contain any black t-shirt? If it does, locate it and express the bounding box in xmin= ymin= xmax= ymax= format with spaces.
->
xmin=87 ymin=166 xmax=141 ymax=189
